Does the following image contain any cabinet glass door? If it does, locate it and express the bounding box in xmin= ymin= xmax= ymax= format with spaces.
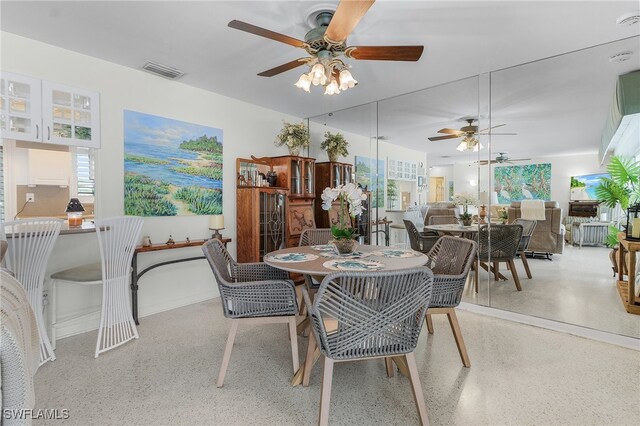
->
xmin=0 ymin=73 xmax=41 ymax=141
xmin=344 ymin=165 xmax=352 ymax=184
xmin=332 ymin=164 xmax=341 ymax=187
xmin=304 ymin=160 xmax=314 ymax=195
xmin=42 ymin=82 xmax=100 ymax=148
xmin=290 ymin=159 xmax=302 ymax=195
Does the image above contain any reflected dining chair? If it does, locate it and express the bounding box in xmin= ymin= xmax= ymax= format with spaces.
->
xmin=299 ymin=228 xmax=333 ymax=247
xmin=50 ymin=216 xmax=143 ymax=358
xmin=512 ymin=218 xmax=537 ymax=279
xmin=424 ymin=236 xmax=477 ymax=367
xmin=404 ymin=219 xmax=440 ymax=254
xmin=428 ymin=215 xmax=458 ymax=225
xmin=202 ymin=239 xmax=299 ymax=387
xmin=2 ymin=218 xmax=62 ymax=365
xmin=474 ymin=224 xmax=523 ymax=292
xmin=303 ymin=268 xmax=434 ymax=426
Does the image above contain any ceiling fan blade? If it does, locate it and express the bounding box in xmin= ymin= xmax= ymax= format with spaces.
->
xmin=348 ymin=45 xmax=424 ymax=61
xmin=324 ymin=0 xmax=376 ymax=42
xmin=437 ymin=128 xmax=463 ymax=135
xmin=228 ymin=20 xmax=305 ymax=48
xmin=476 ymin=132 xmax=518 ymax=136
xmin=478 ymin=123 xmax=506 ymax=132
xmin=258 ymin=58 xmax=308 ymax=77
xmin=509 ymin=158 xmax=532 ymax=162
xmin=428 ymin=134 xmax=461 ymax=141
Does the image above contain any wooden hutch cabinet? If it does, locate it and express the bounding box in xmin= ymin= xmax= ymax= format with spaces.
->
xmin=235 ymin=156 xmax=316 ymax=261
xmin=314 ymin=161 xmax=353 ymax=228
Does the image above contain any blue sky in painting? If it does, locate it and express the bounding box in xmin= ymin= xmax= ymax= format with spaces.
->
xmin=124 ymin=110 xmax=223 ymax=148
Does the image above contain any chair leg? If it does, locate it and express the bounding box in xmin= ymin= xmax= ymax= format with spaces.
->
xmin=51 ymin=279 xmax=57 ymax=351
xmin=288 ymin=317 xmax=299 ymax=374
xmin=445 ymin=309 xmax=470 ymax=368
xmin=520 ymin=251 xmax=532 ymax=278
xmin=405 ymin=352 xmax=430 ymax=426
xmin=492 ymin=262 xmax=500 ymax=281
xmin=385 ymin=358 xmax=395 ymax=377
xmin=508 ymin=259 xmax=522 ymax=291
xmin=425 ymin=313 xmax=434 ymax=334
xmin=318 ymin=357 xmax=334 ymax=426
xmin=474 ymin=259 xmax=479 ymax=293
xmin=303 ymin=328 xmax=317 ymax=387
xmin=217 ymin=319 xmax=239 ymax=388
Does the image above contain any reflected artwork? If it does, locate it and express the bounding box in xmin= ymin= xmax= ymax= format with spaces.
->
xmin=494 ymin=163 xmax=551 ymax=203
xmin=355 ymin=155 xmax=385 ymax=208
xmin=123 ymin=110 xmax=223 ymax=216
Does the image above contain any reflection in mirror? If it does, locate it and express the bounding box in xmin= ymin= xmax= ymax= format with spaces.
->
xmin=1 ymin=140 xmax=96 ymax=223
xmin=487 ymin=36 xmax=639 ymax=337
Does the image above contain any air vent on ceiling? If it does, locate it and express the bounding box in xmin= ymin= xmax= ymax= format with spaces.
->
xmin=609 ymin=51 xmax=633 ymax=63
xmin=141 ymin=62 xmax=185 ymax=80
xmin=616 ymin=11 xmax=640 ymax=26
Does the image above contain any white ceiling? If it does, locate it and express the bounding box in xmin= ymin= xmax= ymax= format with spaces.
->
xmin=2 ymin=1 xmax=639 ymax=163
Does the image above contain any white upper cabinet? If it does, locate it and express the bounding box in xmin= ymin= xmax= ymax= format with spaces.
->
xmin=0 ymin=72 xmax=100 ymax=148
xmin=42 ymin=81 xmax=100 ymax=148
xmin=0 ymin=72 xmax=42 ymax=142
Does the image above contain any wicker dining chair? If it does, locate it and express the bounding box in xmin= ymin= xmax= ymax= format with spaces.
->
xmin=474 ymin=224 xmax=523 ymax=292
xmin=299 ymin=228 xmax=333 ymax=247
xmin=2 ymin=218 xmax=62 ymax=365
xmin=303 ymin=268 xmax=434 ymax=426
xmin=428 ymin=215 xmax=458 ymax=225
xmin=202 ymin=239 xmax=299 ymax=387
xmin=404 ymin=219 xmax=440 ymax=254
xmin=512 ymin=218 xmax=537 ymax=279
xmin=424 ymin=236 xmax=477 ymax=367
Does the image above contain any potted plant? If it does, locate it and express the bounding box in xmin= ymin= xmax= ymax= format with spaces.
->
xmin=452 ymin=192 xmax=478 ymax=226
xmin=387 ymin=179 xmax=398 ymax=209
xmin=321 ymin=183 xmax=367 ymax=254
xmin=274 ymin=121 xmax=310 ymax=156
xmin=321 ymin=131 xmax=349 ymax=162
xmin=595 ymin=155 xmax=640 ymax=274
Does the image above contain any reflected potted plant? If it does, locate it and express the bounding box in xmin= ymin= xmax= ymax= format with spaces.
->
xmin=452 ymin=192 xmax=478 ymax=226
xmin=321 ymin=183 xmax=367 ymax=254
xmin=321 ymin=131 xmax=349 ymax=162
xmin=274 ymin=121 xmax=310 ymax=156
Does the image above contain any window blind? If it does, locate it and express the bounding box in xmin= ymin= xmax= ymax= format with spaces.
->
xmin=75 ymin=147 xmax=95 ymax=197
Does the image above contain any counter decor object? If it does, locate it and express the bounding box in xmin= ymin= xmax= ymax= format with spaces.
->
xmin=65 ymin=198 xmax=85 ymax=227
xmin=209 ymin=215 xmax=225 ymax=240
xmin=142 ymin=236 xmax=152 ymax=247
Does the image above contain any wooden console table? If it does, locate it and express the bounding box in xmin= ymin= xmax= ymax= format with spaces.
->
xmin=131 ymin=237 xmax=231 ymax=324
xmin=616 ymin=233 xmax=640 ymax=315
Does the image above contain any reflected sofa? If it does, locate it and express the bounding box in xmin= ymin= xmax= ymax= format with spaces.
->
xmin=507 ymin=201 xmax=565 ymax=254
xmin=424 ymin=202 xmax=457 ymax=225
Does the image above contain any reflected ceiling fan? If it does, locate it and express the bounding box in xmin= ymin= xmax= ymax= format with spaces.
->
xmin=228 ymin=0 xmax=424 ymax=94
xmin=478 ymin=152 xmax=531 ymax=165
xmin=427 ymin=118 xmax=517 ymax=151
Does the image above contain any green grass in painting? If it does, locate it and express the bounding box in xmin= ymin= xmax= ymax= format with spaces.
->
xmin=124 ymin=173 xmax=177 ymax=216
xmin=124 ymin=154 xmax=170 ymax=165
xmin=172 ymin=165 xmax=223 ymax=180
xmin=174 ymin=187 xmax=222 ymax=215
xmin=202 ymin=152 xmax=223 ymax=162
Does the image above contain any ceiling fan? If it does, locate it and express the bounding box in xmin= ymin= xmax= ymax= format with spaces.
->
xmin=478 ymin=152 xmax=531 ymax=165
xmin=228 ymin=0 xmax=424 ymax=94
xmin=427 ymin=118 xmax=517 ymax=142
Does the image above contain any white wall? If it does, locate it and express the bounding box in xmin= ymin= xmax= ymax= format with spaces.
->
xmin=2 ymin=32 xmax=302 ymax=338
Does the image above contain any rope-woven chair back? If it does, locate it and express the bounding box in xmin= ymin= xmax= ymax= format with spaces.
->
xmin=403 ymin=219 xmax=423 ymax=252
xmin=477 ymin=224 xmax=523 ymax=262
xmin=94 ymin=216 xmax=143 ymax=356
xmin=308 ymin=268 xmax=434 ymax=360
xmin=299 ymin=228 xmax=333 ymax=246
xmin=202 ymin=239 xmax=236 ymax=285
xmin=2 ymin=219 xmax=62 ymax=301
xmin=426 ymin=236 xmax=477 ymax=307
xmin=429 ymin=215 xmax=458 ymax=225
xmin=512 ymin=218 xmax=537 ymax=251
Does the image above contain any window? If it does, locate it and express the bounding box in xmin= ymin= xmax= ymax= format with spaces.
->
xmin=73 ymin=146 xmax=95 ymax=199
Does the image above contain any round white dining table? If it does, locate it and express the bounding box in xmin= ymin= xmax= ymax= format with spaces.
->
xmin=424 ymin=223 xmax=479 ymax=234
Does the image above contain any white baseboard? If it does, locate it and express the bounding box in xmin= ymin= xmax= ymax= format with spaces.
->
xmin=458 ymin=302 xmax=640 ymax=351
xmin=55 ymin=290 xmax=216 ymax=341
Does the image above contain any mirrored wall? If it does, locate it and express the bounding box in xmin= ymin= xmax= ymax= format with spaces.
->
xmin=307 ymin=35 xmax=640 ymax=338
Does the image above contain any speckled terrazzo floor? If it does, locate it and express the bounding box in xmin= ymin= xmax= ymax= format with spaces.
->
xmin=35 ymin=299 xmax=639 ymax=425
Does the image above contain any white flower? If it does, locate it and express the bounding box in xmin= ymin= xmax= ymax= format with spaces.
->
xmin=321 ymin=184 xmax=366 ymax=217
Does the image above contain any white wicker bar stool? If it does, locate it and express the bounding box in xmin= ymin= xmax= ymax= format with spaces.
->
xmin=50 ymin=216 xmax=143 ymax=358
xmin=2 ymin=218 xmax=62 ymax=365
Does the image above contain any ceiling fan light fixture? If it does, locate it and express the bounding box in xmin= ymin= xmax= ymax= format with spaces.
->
xmin=294 ymin=73 xmax=312 ymax=92
xmin=324 ymin=77 xmax=341 ymax=95
xmin=339 ymin=68 xmax=357 ymax=90
xmin=456 ymin=141 xmax=467 ymax=151
xmin=473 ymin=141 xmax=484 ymax=152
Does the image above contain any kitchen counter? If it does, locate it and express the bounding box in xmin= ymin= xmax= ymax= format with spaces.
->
xmin=60 ymin=221 xmax=96 ymax=235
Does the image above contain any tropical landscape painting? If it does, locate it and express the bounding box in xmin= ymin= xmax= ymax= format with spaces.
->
xmin=124 ymin=110 xmax=223 ymax=216
xmin=570 ymin=173 xmax=609 ymax=201
xmin=494 ymin=163 xmax=551 ymax=203
xmin=355 ymin=156 xmax=385 ymax=208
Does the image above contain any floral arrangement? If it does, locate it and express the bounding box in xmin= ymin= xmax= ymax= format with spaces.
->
xmin=320 ymin=131 xmax=349 ymax=162
xmin=321 ymin=183 xmax=367 ymax=240
xmin=452 ymin=192 xmax=478 ymax=221
xmin=274 ymin=121 xmax=310 ymax=154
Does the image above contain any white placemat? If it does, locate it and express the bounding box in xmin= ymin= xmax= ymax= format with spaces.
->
xmin=323 ymin=259 xmax=385 ymax=271
xmin=370 ymin=249 xmax=422 ymax=258
xmin=266 ymin=253 xmax=319 ymax=263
